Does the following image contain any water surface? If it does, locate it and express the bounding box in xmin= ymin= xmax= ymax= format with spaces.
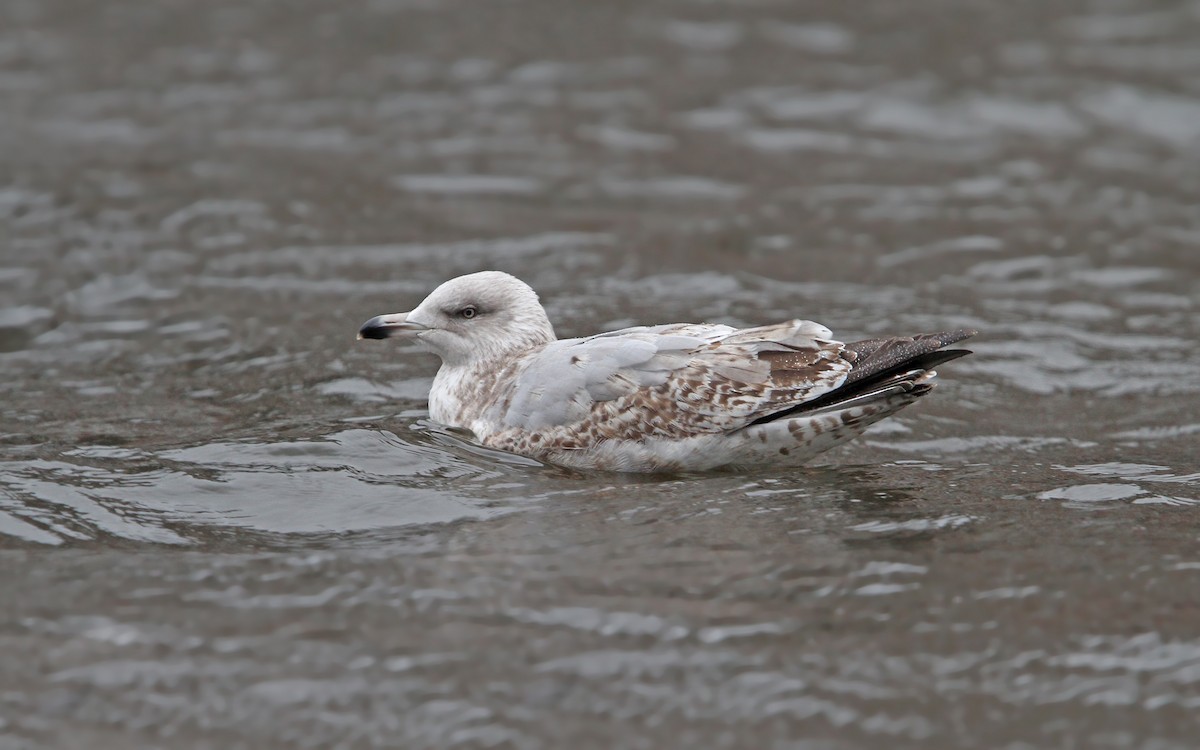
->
xmin=2 ymin=0 xmax=1199 ymax=747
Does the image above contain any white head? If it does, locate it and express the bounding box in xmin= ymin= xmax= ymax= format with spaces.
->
xmin=358 ymin=271 xmax=556 ymax=366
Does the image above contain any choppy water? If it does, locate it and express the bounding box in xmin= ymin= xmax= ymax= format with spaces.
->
xmin=2 ymin=0 xmax=1199 ymax=747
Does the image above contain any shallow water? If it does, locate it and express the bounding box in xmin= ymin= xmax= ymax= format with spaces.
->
xmin=2 ymin=0 xmax=1199 ymax=747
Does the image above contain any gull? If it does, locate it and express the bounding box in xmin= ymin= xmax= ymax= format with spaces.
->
xmin=358 ymin=271 xmax=975 ymax=472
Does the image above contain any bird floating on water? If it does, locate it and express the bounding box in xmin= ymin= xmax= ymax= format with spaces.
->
xmin=358 ymin=271 xmax=975 ymax=472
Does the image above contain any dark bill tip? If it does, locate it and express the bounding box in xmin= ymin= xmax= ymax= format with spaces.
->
xmin=357 ymin=323 xmax=391 ymax=340
xmin=357 ymin=313 xmax=426 ymax=340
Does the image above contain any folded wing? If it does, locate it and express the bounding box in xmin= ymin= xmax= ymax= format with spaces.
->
xmin=494 ymin=320 xmax=852 ymax=439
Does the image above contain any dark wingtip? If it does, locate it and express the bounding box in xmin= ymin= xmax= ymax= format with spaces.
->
xmin=841 ymin=328 xmax=977 ymax=388
xmin=932 ymin=328 xmax=978 ymax=346
xmin=748 ymin=328 xmax=974 ymax=426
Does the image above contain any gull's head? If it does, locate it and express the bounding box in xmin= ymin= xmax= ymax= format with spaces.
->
xmin=357 ymin=271 xmax=556 ymax=366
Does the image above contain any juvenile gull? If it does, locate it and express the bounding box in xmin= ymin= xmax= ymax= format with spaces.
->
xmin=358 ymin=271 xmax=975 ymax=472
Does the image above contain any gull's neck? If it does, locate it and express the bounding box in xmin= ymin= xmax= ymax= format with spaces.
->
xmin=428 ymin=330 xmax=555 ymax=431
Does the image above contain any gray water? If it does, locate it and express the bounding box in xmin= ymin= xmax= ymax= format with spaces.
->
xmin=2 ymin=0 xmax=1200 ymax=747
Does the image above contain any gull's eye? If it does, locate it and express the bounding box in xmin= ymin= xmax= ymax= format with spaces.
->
xmin=459 ymin=305 xmax=477 ymax=320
